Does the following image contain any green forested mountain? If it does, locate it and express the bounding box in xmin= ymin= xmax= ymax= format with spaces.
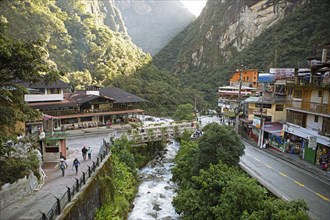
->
xmin=0 ymin=0 xmax=150 ymax=86
xmin=154 ymin=0 xmax=330 ymax=104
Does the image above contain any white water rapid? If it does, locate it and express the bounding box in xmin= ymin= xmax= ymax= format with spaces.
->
xmin=128 ymin=141 xmax=180 ymax=220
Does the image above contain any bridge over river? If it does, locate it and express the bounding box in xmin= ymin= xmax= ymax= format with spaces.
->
xmin=124 ymin=122 xmax=197 ymax=144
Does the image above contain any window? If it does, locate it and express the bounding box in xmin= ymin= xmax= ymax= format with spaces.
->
xmin=276 ymin=105 xmax=284 ymax=111
xmin=45 ymin=140 xmax=59 ymax=153
xmin=314 ymin=115 xmax=319 ymax=123
xmin=318 ymin=90 xmax=323 ymax=97
xmin=47 ymin=88 xmax=61 ymax=94
xmin=293 ymin=90 xmax=302 ymax=98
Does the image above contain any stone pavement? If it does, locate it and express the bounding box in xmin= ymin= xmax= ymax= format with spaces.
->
xmin=0 ymin=125 xmax=126 ymax=220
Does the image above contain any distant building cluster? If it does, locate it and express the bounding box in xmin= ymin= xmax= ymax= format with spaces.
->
xmin=218 ymin=48 xmax=330 ymax=170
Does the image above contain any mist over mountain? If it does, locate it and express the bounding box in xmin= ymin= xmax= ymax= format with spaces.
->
xmin=114 ymin=0 xmax=195 ymax=55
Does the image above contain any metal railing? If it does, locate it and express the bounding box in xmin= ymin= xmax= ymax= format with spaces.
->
xmin=286 ymin=100 xmax=330 ymax=115
xmin=39 ymin=140 xmax=111 ymax=220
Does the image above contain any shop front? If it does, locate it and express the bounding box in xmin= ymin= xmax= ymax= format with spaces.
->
xmin=262 ymin=122 xmax=284 ymax=152
xmin=283 ymin=123 xmax=330 ymax=168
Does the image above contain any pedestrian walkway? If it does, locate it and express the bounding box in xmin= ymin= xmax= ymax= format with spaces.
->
xmin=242 ymin=137 xmax=330 ymax=183
xmin=0 ymin=125 xmax=128 ymax=220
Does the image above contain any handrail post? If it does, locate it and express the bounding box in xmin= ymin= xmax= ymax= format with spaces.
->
xmin=66 ymin=186 xmax=71 ymax=202
xmin=40 ymin=211 xmax=46 ymax=220
xmin=75 ymin=178 xmax=79 ymax=192
xmin=82 ymin=172 xmax=86 ymax=184
xmin=87 ymin=165 xmax=91 ymax=177
xmin=56 ymin=197 xmax=61 ymax=214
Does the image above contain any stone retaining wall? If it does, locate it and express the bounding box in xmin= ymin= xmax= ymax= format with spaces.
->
xmin=0 ymin=172 xmax=38 ymax=210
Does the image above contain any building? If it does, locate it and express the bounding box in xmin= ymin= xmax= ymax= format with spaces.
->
xmin=21 ymin=79 xmax=148 ymax=162
xmin=23 ymin=80 xmax=147 ymax=131
xmin=240 ymin=73 xmax=286 ymax=145
xmin=284 ymin=67 xmax=330 ymax=167
xmin=218 ymin=85 xmax=256 ymax=120
xmin=230 ymin=69 xmax=259 ymax=88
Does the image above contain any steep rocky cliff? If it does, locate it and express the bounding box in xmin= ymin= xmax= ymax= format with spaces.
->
xmin=155 ymin=0 xmax=305 ymax=73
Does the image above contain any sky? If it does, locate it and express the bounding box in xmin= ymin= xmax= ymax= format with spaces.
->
xmin=180 ymin=0 xmax=207 ymax=16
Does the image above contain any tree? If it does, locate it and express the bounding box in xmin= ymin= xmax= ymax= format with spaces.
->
xmin=172 ymin=103 xmax=194 ymax=121
xmin=196 ymin=122 xmax=244 ymax=170
xmin=172 ymin=140 xmax=199 ymax=186
xmin=0 ymin=17 xmax=60 ymax=148
xmin=173 ymin=162 xmax=243 ymax=219
xmin=213 ymin=175 xmax=267 ymax=219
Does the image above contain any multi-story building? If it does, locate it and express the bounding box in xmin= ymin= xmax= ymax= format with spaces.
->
xmin=241 ymin=73 xmax=286 ymax=144
xmin=218 ymin=85 xmax=256 ymax=119
xmin=230 ymin=69 xmax=259 ymax=88
xmin=284 ymin=68 xmax=330 ymax=167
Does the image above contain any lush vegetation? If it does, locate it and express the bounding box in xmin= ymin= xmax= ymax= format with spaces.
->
xmin=172 ymin=123 xmax=309 ymax=219
xmin=95 ymin=136 xmax=166 ymax=219
xmin=111 ymin=64 xmax=208 ymax=116
xmin=172 ymin=103 xmax=195 ymax=121
xmin=0 ymin=15 xmax=60 ymax=185
xmin=95 ymin=137 xmax=138 ymax=219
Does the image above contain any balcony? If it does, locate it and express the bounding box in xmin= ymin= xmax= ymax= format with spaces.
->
xmin=286 ymin=100 xmax=330 ymax=115
xmin=260 ymin=96 xmax=286 ymax=104
xmin=286 ymin=75 xmax=330 ymax=88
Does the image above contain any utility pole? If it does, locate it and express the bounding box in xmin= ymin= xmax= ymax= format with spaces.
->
xmin=257 ymin=85 xmax=264 ymax=148
xmin=235 ymin=66 xmax=243 ymax=133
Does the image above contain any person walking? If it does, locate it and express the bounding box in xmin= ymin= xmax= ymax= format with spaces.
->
xmin=72 ymin=158 xmax=81 ymax=175
xmin=87 ymin=147 xmax=92 ymax=160
xmin=81 ymin=146 xmax=88 ymax=160
xmin=59 ymin=158 xmax=68 ymax=176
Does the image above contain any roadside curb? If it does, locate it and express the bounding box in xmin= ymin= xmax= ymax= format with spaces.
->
xmin=241 ymin=136 xmax=330 ymax=183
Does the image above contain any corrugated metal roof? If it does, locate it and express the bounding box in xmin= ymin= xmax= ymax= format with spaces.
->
xmin=100 ymin=87 xmax=148 ymax=103
xmin=242 ymin=97 xmax=260 ymax=103
xmin=20 ymin=78 xmax=71 ymax=89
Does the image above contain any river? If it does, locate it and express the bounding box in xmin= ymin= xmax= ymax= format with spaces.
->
xmin=128 ymin=140 xmax=181 ymax=220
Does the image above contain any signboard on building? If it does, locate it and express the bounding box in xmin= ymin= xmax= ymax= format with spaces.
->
xmin=308 ymin=136 xmax=317 ymax=150
xmin=258 ymin=73 xmax=275 ymax=83
xmin=269 ymin=68 xmax=294 ymax=80
xmin=253 ymin=117 xmax=261 ymax=128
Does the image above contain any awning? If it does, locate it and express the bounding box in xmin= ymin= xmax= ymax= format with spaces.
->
xmin=42 ymin=114 xmax=58 ymax=120
xmin=263 ymin=122 xmax=283 ymax=136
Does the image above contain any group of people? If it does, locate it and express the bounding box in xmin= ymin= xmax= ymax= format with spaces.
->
xmin=58 ymin=146 xmax=92 ymax=176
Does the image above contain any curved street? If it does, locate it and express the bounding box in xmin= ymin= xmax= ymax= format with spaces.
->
xmin=240 ymin=141 xmax=330 ymax=220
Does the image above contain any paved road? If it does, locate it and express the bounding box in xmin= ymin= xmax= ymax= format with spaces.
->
xmin=240 ymin=141 xmax=330 ymax=220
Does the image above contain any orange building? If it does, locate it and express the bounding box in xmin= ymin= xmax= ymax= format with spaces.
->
xmin=230 ymin=69 xmax=258 ymax=88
